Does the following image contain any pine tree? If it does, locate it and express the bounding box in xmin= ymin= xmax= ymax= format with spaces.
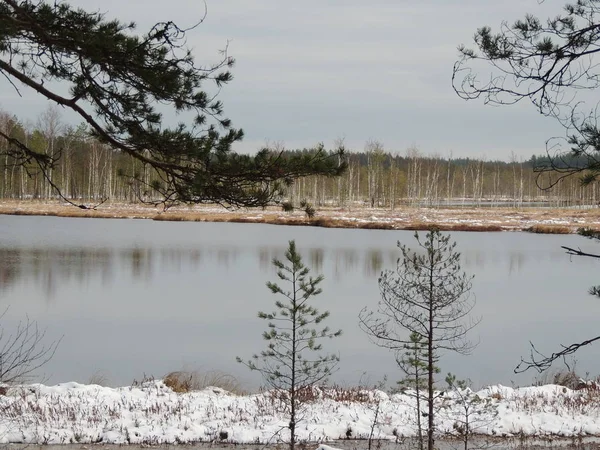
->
xmin=237 ymin=240 xmax=342 ymax=450
xmin=396 ymin=332 xmax=437 ymax=450
xmin=454 ymin=1 xmax=600 ymax=187
xmin=0 ymin=1 xmax=346 ymax=208
xmin=444 ymin=373 xmax=498 ymax=450
xmin=359 ymin=229 xmax=479 ymax=450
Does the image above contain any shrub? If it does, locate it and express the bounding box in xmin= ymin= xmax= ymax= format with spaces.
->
xmin=525 ymin=225 xmax=571 ymax=234
xmin=163 ymin=370 xmax=243 ymax=394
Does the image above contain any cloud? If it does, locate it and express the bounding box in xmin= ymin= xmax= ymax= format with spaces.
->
xmin=1 ymin=0 xmax=573 ymax=159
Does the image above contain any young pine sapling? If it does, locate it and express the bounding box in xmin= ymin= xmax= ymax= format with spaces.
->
xmin=237 ymin=240 xmax=341 ymax=450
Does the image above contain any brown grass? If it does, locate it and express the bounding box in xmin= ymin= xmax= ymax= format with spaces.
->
xmin=401 ymin=222 xmax=505 ymax=232
xmin=260 ymin=385 xmax=375 ymax=404
xmin=163 ymin=370 xmax=244 ymax=394
xmin=1 ymin=200 xmax=600 ymax=233
xmin=352 ymin=221 xmax=396 ymax=230
xmin=489 ymin=392 xmax=503 ymax=401
xmin=525 ymin=224 xmax=573 ymax=234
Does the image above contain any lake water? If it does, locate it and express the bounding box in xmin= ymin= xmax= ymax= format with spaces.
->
xmin=0 ymin=214 xmax=599 ymax=390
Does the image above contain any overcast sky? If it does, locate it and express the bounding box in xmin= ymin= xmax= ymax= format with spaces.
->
xmin=1 ymin=0 xmax=575 ymax=160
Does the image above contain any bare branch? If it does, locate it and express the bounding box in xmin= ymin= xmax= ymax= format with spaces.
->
xmin=0 ymin=309 xmax=61 ymax=384
xmin=561 ymin=245 xmax=600 ymax=258
xmin=515 ymin=336 xmax=600 ymax=373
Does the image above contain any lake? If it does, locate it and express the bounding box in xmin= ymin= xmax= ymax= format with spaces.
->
xmin=0 ymin=214 xmax=598 ymax=390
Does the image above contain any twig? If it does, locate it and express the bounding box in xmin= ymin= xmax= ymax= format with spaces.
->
xmin=515 ymin=336 xmax=600 ymax=373
xmin=561 ymin=246 xmax=600 ymax=259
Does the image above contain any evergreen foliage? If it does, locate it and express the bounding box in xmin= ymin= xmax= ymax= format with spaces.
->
xmin=359 ymin=229 xmax=478 ymax=450
xmin=454 ymin=0 xmax=600 ymax=371
xmin=443 ymin=373 xmax=498 ymax=450
xmin=396 ymin=332 xmax=438 ymax=450
xmin=0 ymin=105 xmax=596 ymax=208
xmin=237 ymin=240 xmax=341 ymax=450
xmin=0 ymin=0 xmax=345 ymax=208
xmin=453 ymin=0 xmax=600 ymax=188
xmin=397 ymin=332 xmax=432 ymax=393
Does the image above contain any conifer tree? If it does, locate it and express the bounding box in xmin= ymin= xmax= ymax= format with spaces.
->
xmin=0 ymin=0 xmax=345 ymax=208
xmin=237 ymin=240 xmax=341 ymax=450
xmin=359 ymin=229 xmax=478 ymax=450
xmin=453 ymin=0 xmax=600 ymax=186
xmin=443 ymin=373 xmax=498 ymax=450
xmin=396 ymin=332 xmax=437 ymax=450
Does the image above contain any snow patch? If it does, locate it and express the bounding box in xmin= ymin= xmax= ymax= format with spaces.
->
xmin=0 ymin=381 xmax=598 ymax=444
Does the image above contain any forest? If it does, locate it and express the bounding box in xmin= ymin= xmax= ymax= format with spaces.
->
xmin=0 ymin=107 xmax=597 ymax=209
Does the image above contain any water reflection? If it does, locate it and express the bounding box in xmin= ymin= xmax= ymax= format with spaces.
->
xmin=1 ymin=216 xmax=598 ymax=389
xmin=0 ymin=242 xmax=577 ymax=300
xmin=0 ymin=247 xmax=206 ymax=296
xmin=0 ymin=248 xmax=113 ymax=297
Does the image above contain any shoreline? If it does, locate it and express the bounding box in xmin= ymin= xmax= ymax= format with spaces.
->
xmin=6 ymin=437 xmax=600 ymax=450
xmin=0 ymin=200 xmax=599 ymax=233
xmin=2 ymin=381 xmax=600 ymax=446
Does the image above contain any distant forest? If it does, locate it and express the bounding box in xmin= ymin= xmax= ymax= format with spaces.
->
xmin=0 ymin=107 xmax=597 ymax=208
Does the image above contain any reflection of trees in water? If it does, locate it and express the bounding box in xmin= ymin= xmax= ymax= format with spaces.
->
xmin=462 ymin=251 xmax=487 ymax=270
xmin=461 ymin=249 xmax=568 ymax=274
xmin=118 ymin=246 xmax=236 ymax=282
xmin=122 ymin=248 xmax=153 ymax=280
xmin=0 ymin=248 xmax=113 ymax=299
xmin=257 ymin=247 xmax=397 ymax=279
xmin=0 ymin=247 xmax=216 ymax=299
xmin=258 ymin=248 xmax=270 ymax=270
xmin=332 ymin=249 xmax=359 ymax=280
xmin=508 ymin=252 xmax=525 ymax=275
xmin=0 ymin=249 xmax=23 ymax=291
xmin=364 ymin=250 xmax=383 ymax=278
xmin=0 ymin=243 xmax=566 ymax=301
xmin=258 ymin=246 xmax=551 ymax=280
xmin=158 ymin=248 xmax=202 ymax=272
xmin=309 ymin=248 xmax=324 ymax=274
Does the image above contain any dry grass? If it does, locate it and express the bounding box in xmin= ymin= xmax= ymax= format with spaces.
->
xmin=535 ymin=368 xmax=600 ymax=391
xmin=255 ymin=385 xmax=377 ymax=408
xmin=525 ymin=224 xmax=573 ymax=234
xmin=401 ymin=222 xmax=505 ymax=232
xmin=87 ymin=371 xmax=111 ymax=387
xmin=551 ymin=371 xmax=583 ymax=390
xmin=0 ymin=200 xmax=599 ymax=233
xmin=489 ymin=392 xmax=503 ymax=401
xmin=163 ymin=370 xmax=244 ymax=394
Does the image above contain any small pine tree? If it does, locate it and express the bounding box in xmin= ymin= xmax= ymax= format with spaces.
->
xmin=237 ymin=240 xmax=341 ymax=450
xmin=359 ymin=228 xmax=479 ymax=450
xmin=396 ymin=332 xmax=438 ymax=450
xmin=444 ymin=373 xmax=498 ymax=450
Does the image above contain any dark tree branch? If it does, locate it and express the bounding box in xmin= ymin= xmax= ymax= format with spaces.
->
xmin=0 ymin=0 xmax=346 ymax=208
xmin=0 ymin=309 xmax=62 ymax=384
xmin=515 ymin=337 xmax=600 ymax=373
xmin=453 ymin=0 xmax=600 ymax=187
xmin=561 ymin=245 xmax=600 ymax=258
xmin=455 ymin=0 xmax=600 ymax=375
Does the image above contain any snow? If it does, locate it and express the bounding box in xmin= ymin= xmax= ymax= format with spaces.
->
xmin=0 ymin=381 xmax=599 ymax=445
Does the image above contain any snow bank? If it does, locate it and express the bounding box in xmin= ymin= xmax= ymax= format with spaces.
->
xmin=0 ymin=381 xmax=598 ymax=445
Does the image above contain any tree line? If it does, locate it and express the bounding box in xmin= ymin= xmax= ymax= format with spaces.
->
xmin=289 ymin=143 xmax=600 ymax=209
xmin=0 ymin=109 xmax=597 ymax=208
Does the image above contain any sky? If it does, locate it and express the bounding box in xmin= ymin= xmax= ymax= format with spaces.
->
xmin=0 ymin=0 xmax=576 ymax=160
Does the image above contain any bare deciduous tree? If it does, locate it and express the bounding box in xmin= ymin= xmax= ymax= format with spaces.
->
xmin=0 ymin=310 xmax=61 ymax=384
